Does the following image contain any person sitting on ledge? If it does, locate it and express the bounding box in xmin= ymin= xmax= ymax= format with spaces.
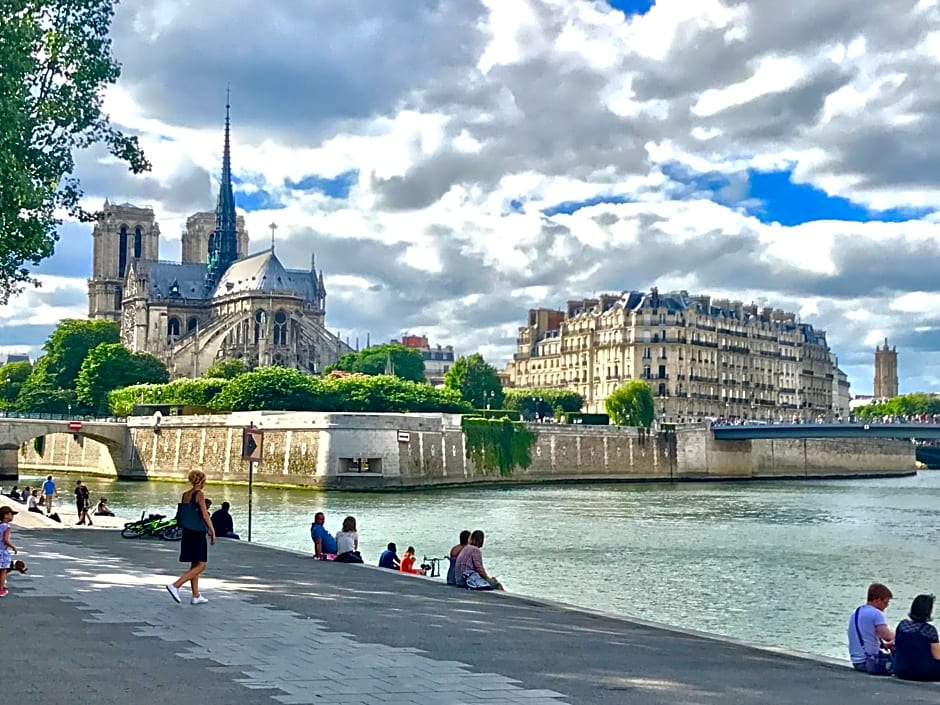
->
xmin=18 ymin=487 xmax=30 ymax=504
xmin=400 ymin=546 xmax=425 ymax=575
xmin=455 ymin=530 xmax=503 ymax=591
xmin=310 ymin=512 xmax=337 ymax=560
xmin=894 ymin=593 xmax=940 ymax=682
xmin=848 ymin=582 xmax=894 ymax=672
xmin=27 ymin=490 xmax=42 ymax=514
xmin=94 ymin=497 xmax=115 ymax=517
xmin=446 ymin=529 xmax=471 ymax=585
xmin=7 ymin=487 xmax=20 ymax=502
xmin=334 ymin=516 xmax=364 ymax=564
xmin=378 ymin=542 xmax=400 ymax=570
xmin=210 ymin=501 xmax=240 ymax=539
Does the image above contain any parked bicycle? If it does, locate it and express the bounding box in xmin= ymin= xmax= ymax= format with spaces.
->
xmin=121 ymin=511 xmax=182 ymax=541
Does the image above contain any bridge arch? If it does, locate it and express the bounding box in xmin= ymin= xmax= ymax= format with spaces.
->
xmin=0 ymin=420 xmax=130 ymax=482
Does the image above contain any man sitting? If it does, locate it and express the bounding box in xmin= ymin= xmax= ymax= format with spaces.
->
xmin=454 ymin=530 xmax=503 ymax=591
xmin=378 ymin=542 xmax=400 ymax=570
xmin=27 ymin=490 xmax=43 ymax=514
xmin=210 ymin=501 xmax=240 ymax=539
xmin=848 ymin=582 xmax=895 ymax=672
xmin=310 ymin=512 xmax=337 ymax=559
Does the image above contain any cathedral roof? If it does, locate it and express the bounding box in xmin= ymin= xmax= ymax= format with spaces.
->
xmin=137 ymin=261 xmax=210 ymax=300
xmin=212 ymin=250 xmax=319 ymax=300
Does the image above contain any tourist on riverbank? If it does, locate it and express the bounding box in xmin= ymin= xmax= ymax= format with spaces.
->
xmin=378 ymin=542 xmax=400 ymax=570
xmin=94 ymin=497 xmax=114 ymax=517
xmin=42 ymin=476 xmax=56 ymax=516
xmin=0 ymin=505 xmax=19 ymax=598
xmin=400 ymin=546 xmax=425 ymax=575
xmin=311 ymin=512 xmax=337 ymax=559
xmin=848 ymin=583 xmax=895 ymax=673
xmin=74 ymin=480 xmax=92 ymax=526
xmin=27 ymin=490 xmax=42 ymax=514
xmin=211 ymin=502 xmax=240 ymax=539
xmin=893 ymin=594 xmax=940 ymax=681
xmin=334 ymin=516 xmax=364 ymax=564
xmin=446 ymin=530 xmax=471 ymax=585
xmin=455 ymin=530 xmax=503 ymax=591
xmin=166 ymin=471 xmax=215 ymax=606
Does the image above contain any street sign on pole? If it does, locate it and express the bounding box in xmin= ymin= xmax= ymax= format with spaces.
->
xmin=241 ymin=426 xmax=263 ymax=542
xmin=67 ymin=421 xmax=82 ymax=432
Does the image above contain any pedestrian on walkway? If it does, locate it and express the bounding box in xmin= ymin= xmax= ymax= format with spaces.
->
xmin=0 ymin=505 xmax=19 ymax=597
xmin=74 ymin=480 xmax=93 ymax=526
xmin=42 ymin=475 xmax=56 ymax=515
xmin=166 ymin=471 xmax=215 ymax=606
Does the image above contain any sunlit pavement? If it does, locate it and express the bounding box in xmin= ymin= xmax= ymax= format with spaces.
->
xmin=5 ymin=529 xmax=938 ymax=705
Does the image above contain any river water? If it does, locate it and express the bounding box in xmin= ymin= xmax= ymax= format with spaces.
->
xmin=23 ymin=471 xmax=940 ymax=661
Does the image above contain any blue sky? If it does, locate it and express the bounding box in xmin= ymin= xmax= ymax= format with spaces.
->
xmin=607 ymin=0 xmax=655 ymax=16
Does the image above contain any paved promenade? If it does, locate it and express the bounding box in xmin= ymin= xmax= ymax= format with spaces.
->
xmin=4 ymin=528 xmax=938 ymax=705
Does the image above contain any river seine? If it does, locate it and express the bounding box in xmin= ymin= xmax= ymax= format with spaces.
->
xmin=25 ymin=471 xmax=940 ymax=661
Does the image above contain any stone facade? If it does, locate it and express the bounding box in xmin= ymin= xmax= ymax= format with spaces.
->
xmin=14 ymin=413 xmax=914 ymax=488
xmin=874 ymin=338 xmax=899 ymax=400
xmin=506 ymin=289 xmax=848 ymax=422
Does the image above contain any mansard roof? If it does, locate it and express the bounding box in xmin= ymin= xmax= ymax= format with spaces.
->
xmin=212 ymin=250 xmax=319 ymax=300
xmin=136 ymin=260 xmax=210 ymax=300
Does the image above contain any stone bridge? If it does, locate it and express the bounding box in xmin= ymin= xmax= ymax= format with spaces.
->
xmin=712 ymin=423 xmax=940 ymax=441
xmin=0 ymin=418 xmax=130 ymax=480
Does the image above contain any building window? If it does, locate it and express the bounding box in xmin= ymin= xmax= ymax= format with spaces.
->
xmin=118 ymin=225 xmax=129 ymax=277
xmin=254 ymin=310 xmax=267 ymax=344
xmin=167 ymin=317 xmax=181 ymax=339
xmin=187 ymin=317 xmax=198 ymax=332
xmin=273 ymin=310 xmax=288 ymax=345
xmin=134 ymin=226 xmax=143 ymax=259
xmin=643 ymin=366 xmax=651 ymax=379
xmin=643 ymin=347 xmax=651 ymax=359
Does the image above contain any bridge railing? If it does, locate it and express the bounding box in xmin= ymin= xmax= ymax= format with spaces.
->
xmin=0 ymin=411 xmax=127 ymax=423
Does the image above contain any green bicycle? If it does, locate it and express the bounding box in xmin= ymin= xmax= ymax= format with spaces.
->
xmin=121 ymin=511 xmax=182 ymax=541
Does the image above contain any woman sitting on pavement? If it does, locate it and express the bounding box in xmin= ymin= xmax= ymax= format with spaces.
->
xmin=894 ymin=593 xmax=940 ymax=681
xmin=94 ymin=497 xmax=115 ymax=517
xmin=400 ymin=546 xmax=425 ymax=575
xmin=454 ymin=530 xmax=503 ymax=591
xmin=446 ymin=529 xmax=471 ymax=585
xmin=334 ymin=516 xmax=364 ymax=563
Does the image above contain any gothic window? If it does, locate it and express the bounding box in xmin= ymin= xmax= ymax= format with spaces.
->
xmin=167 ymin=317 xmax=181 ymax=339
xmin=273 ymin=310 xmax=288 ymax=345
xmin=134 ymin=226 xmax=143 ymax=259
xmin=187 ymin=317 xmax=198 ymax=332
xmin=254 ymin=310 xmax=267 ymax=344
xmin=118 ymin=225 xmax=129 ymax=277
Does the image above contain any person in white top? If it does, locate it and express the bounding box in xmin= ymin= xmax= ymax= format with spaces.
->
xmin=334 ymin=516 xmax=363 ymax=563
xmin=26 ymin=491 xmax=42 ymax=513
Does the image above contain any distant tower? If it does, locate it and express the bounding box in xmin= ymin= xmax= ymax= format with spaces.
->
xmin=874 ymin=338 xmax=898 ymax=399
xmin=205 ymin=93 xmax=240 ymax=293
xmin=181 ymin=211 xmax=247 ymax=264
xmin=88 ymin=201 xmax=159 ymax=321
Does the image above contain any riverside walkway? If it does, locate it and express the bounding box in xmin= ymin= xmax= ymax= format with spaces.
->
xmin=5 ymin=526 xmax=938 ymax=705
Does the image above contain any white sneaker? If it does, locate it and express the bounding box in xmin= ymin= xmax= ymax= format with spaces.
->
xmin=165 ymin=584 xmax=181 ymax=604
xmin=191 ymin=595 xmax=208 ymax=605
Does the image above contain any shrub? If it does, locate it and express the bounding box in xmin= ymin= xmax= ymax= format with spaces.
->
xmin=461 ymin=416 xmax=537 ymax=476
xmin=108 ymin=378 xmax=230 ymax=416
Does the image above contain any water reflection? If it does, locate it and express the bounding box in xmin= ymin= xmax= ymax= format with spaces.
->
xmin=23 ymin=471 xmax=940 ymax=660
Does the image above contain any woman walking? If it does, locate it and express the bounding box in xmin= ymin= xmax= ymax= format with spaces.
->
xmin=166 ymin=471 xmax=215 ymax=605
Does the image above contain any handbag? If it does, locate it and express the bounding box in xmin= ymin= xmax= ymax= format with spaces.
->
xmin=176 ymin=492 xmax=207 ymax=533
xmin=853 ymin=608 xmax=893 ymax=676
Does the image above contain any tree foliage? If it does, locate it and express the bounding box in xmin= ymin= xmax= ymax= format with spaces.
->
xmin=0 ymin=360 xmax=32 ymax=409
xmin=503 ymin=388 xmax=584 ymax=418
xmin=15 ymin=318 xmax=118 ymax=412
xmin=108 ymin=377 xmax=230 ymax=416
xmin=203 ymin=358 xmax=249 ymax=379
xmin=856 ymin=393 xmax=940 ymax=419
xmin=0 ymin=0 xmax=150 ymax=302
xmin=325 ymin=343 xmax=426 ymax=383
xmin=444 ymin=353 xmax=503 ymax=409
xmin=76 ymin=343 xmax=168 ymax=412
xmin=461 ymin=416 xmax=537 ymax=476
xmin=605 ymin=380 xmax=655 ymax=428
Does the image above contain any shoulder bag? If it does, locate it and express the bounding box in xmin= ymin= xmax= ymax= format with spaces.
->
xmin=176 ymin=491 xmax=207 ymax=533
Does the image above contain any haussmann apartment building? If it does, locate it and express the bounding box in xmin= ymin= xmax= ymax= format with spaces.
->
xmin=505 ymin=289 xmax=845 ymax=423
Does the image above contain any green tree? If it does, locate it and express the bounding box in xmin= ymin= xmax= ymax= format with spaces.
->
xmin=0 ymin=360 xmax=32 ymax=409
xmin=209 ymin=367 xmax=319 ymax=412
xmin=444 ymin=353 xmax=503 ymax=409
xmin=203 ymin=358 xmax=249 ymax=379
xmin=326 ymin=343 xmax=426 ymax=382
xmin=503 ymin=388 xmax=584 ymax=418
xmin=0 ymin=0 xmax=150 ymax=303
xmin=15 ymin=319 xmax=119 ymax=412
xmin=76 ymin=342 xmax=168 ymax=413
xmin=605 ymin=380 xmax=655 ymax=428
xmin=108 ymin=378 xmax=229 ymax=416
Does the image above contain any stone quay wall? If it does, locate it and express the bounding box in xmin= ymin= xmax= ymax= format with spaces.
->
xmin=15 ymin=412 xmax=916 ymax=488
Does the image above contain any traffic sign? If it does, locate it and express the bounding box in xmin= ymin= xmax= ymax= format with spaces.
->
xmin=397 ymin=430 xmax=411 ymax=443
xmin=68 ymin=421 xmax=82 ymax=432
xmin=241 ymin=427 xmax=264 ymax=462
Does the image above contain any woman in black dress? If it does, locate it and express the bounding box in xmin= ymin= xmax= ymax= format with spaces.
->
xmin=166 ymin=471 xmax=215 ymax=605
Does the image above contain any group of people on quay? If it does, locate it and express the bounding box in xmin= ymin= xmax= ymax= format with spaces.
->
xmin=849 ymin=582 xmax=940 ymax=682
xmin=1 ymin=476 xmax=114 ymax=524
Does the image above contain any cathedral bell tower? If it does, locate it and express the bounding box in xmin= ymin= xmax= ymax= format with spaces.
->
xmin=205 ymin=93 xmax=240 ymax=295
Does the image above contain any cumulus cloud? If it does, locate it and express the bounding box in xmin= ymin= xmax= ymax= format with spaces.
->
xmin=6 ymin=0 xmax=940 ymax=394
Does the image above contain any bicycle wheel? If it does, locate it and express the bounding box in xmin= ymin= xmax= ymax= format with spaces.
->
xmin=161 ymin=524 xmax=183 ymax=541
xmin=121 ymin=525 xmax=145 ymax=539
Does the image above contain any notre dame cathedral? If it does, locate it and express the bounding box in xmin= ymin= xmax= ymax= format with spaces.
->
xmin=86 ymin=101 xmax=351 ymax=378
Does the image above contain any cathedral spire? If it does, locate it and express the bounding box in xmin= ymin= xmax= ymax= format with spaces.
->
xmin=206 ymin=88 xmax=240 ymax=294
